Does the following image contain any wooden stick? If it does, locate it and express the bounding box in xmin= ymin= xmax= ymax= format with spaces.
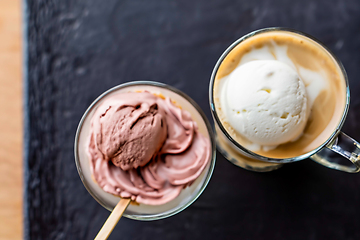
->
xmin=94 ymin=198 xmax=131 ymax=240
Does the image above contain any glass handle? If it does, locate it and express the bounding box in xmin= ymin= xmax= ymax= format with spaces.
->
xmin=310 ymin=132 xmax=360 ymax=173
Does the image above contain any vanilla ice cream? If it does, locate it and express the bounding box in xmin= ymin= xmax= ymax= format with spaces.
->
xmin=219 ymin=60 xmax=309 ymax=148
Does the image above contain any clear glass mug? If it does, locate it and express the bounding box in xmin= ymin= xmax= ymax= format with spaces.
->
xmin=75 ymin=81 xmax=216 ymax=220
xmin=209 ymin=27 xmax=360 ymax=173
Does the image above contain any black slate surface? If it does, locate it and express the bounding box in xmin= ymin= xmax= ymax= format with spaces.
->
xmin=24 ymin=0 xmax=360 ymax=239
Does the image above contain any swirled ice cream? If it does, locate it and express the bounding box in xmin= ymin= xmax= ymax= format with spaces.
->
xmin=88 ymin=91 xmax=210 ymax=205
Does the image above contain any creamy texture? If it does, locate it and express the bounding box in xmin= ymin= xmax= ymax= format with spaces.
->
xmin=214 ymin=31 xmax=346 ymax=158
xmin=93 ymin=98 xmax=167 ymax=170
xmin=88 ymin=91 xmax=210 ymax=205
xmin=220 ymin=60 xmax=309 ymax=149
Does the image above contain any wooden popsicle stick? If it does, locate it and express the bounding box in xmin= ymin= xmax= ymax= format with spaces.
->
xmin=94 ymin=198 xmax=131 ymax=240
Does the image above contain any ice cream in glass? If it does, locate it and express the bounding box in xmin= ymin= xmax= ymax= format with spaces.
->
xmin=75 ymin=81 xmax=216 ymax=220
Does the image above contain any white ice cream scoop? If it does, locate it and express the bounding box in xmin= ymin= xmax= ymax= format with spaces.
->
xmin=220 ymin=60 xmax=309 ymax=146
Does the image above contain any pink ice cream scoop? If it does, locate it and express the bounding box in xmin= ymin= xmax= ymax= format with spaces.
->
xmin=88 ymin=91 xmax=210 ymax=205
xmin=92 ymin=94 xmax=167 ymax=170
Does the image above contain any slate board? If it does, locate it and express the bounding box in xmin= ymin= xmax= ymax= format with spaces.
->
xmin=24 ymin=0 xmax=360 ymax=239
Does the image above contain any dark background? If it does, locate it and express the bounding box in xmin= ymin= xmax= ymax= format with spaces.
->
xmin=25 ymin=0 xmax=360 ymax=239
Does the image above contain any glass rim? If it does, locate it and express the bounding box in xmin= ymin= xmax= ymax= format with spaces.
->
xmin=74 ymin=80 xmax=216 ymax=220
xmin=209 ymin=27 xmax=350 ymax=163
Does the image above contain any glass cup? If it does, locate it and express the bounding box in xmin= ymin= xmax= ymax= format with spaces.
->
xmin=209 ymin=27 xmax=360 ymax=173
xmin=75 ymin=81 xmax=216 ymax=220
